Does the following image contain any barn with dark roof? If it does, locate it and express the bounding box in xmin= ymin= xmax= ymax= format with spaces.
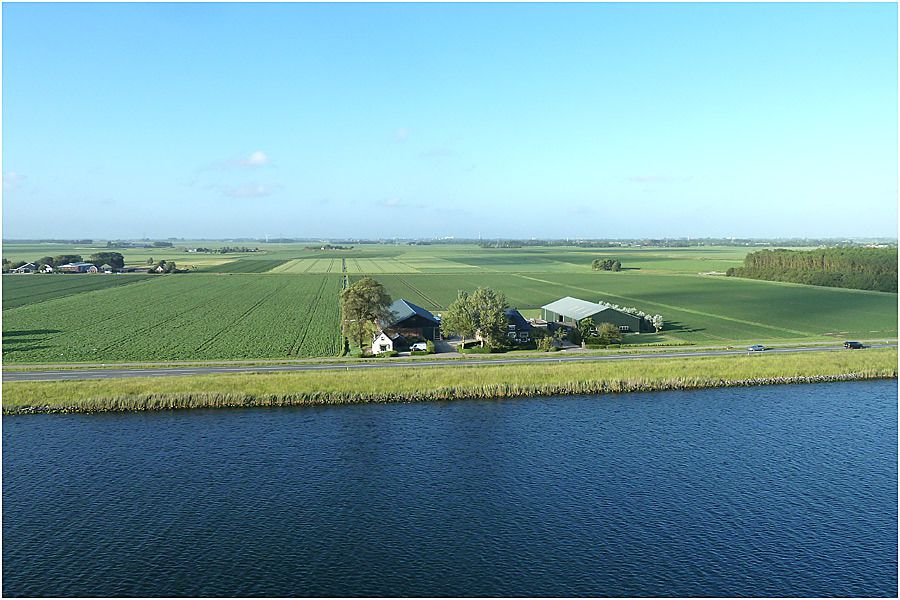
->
xmin=380 ymin=299 xmax=441 ymax=341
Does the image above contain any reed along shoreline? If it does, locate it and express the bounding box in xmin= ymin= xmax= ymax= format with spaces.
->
xmin=3 ymin=348 xmax=897 ymax=415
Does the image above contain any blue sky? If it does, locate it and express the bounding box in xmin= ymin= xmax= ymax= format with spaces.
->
xmin=2 ymin=2 xmax=897 ymax=239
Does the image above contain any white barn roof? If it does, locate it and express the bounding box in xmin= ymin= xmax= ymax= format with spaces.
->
xmin=541 ymin=296 xmax=609 ymax=320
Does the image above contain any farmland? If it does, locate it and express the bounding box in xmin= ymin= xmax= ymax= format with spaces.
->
xmin=2 ymin=274 xmax=342 ymax=362
xmin=2 ymin=274 xmax=150 ymax=310
xmin=1 ymin=241 xmax=896 ymax=363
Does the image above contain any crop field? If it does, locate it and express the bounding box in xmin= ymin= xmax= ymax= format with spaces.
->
xmin=3 ymin=242 xmax=896 ymax=362
xmin=2 ymin=274 xmax=342 ymax=362
xmin=2 ymin=274 xmax=151 ymax=310
xmin=199 ymin=259 xmax=290 ymax=273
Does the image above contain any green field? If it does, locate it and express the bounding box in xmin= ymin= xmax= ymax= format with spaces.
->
xmin=2 ymin=273 xmax=150 ymax=309
xmin=2 ymin=241 xmax=896 ymax=363
xmin=3 ymin=274 xmax=342 ymax=362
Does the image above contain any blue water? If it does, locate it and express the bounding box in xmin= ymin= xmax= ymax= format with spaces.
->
xmin=3 ymin=380 xmax=897 ymax=597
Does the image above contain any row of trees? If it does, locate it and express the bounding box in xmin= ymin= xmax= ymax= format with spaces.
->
xmin=727 ymin=248 xmax=897 ymax=292
xmin=592 ymin=258 xmax=622 ymax=271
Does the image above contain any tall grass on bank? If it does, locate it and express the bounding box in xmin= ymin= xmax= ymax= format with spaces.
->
xmin=3 ymin=349 xmax=896 ymax=415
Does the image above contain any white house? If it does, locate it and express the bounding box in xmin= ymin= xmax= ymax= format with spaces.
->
xmin=372 ymin=331 xmax=394 ymax=354
xmin=39 ymin=264 xmax=54 ymax=273
xmin=11 ymin=262 xmax=37 ymax=274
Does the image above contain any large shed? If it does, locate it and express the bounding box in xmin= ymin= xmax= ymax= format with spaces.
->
xmin=541 ymin=296 xmax=644 ymax=333
xmin=380 ymin=299 xmax=441 ymax=341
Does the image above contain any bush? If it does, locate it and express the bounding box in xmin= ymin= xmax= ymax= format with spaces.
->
xmin=369 ymin=350 xmax=399 ymax=358
xmin=426 ymin=340 xmax=436 ymax=354
xmin=458 ymin=346 xmax=503 ymax=354
xmin=536 ymin=337 xmax=555 ymax=352
xmin=410 ymin=350 xmax=430 ymax=356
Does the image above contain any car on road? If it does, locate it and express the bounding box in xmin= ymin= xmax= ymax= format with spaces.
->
xmin=747 ymin=344 xmax=766 ymax=352
xmin=843 ymin=341 xmax=864 ymax=349
xmin=410 ymin=342 xmax=428 ymax=352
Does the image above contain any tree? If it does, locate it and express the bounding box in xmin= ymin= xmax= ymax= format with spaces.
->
xmin=89 ymin=252 xmax=125 ymax=269
xmin=650 ymin=314 xmax=664 ymax=332
xmin=37 ymin=256 xmax=56 ymax=268
xmin=146 ymin=257 xmax=154 ymax=265
xmin=596 ymin=322 xmax=622 ymax=346
xmin=1 ymin=258 xmax=10 ymax=273
xmin=53 ymin=254 xmax=82 ymax=266
xmin=441 ymin=291 xmax=478 ymax=344
xmin=340 ymin=277 xmax=392 ymax=351
xmin=441 ymin=287 xmax=509 ymax=348
xmin=576 ymin=318 xmax=595 ymax=342
xmin=469 ymin=287 xmax=509 ymax=347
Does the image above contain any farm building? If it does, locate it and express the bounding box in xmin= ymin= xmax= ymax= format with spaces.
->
xmin=505 ymin=308 xmax=533 ymax=342
xmin=380 ymin=299 xmax=441 ymax=341
xmin=99 ymin=263 xmax=114 ymax=273
xmin=11 ymin=262 xmax=37 ymax=274
xmin=371 ymin=331 xmax=405 ymax=354
xmin=541 ymin=296 xmax=645 ymax=333
xmin=58 ymin=262 xmax=98 ymax=273
xmin=39 ymin=264 xmax=54 ymax=273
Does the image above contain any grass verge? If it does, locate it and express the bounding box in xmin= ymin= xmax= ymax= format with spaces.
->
xmin=3 ymin=348 xmax=896 ymax=415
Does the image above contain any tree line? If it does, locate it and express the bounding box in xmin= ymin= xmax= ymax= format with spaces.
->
xmin=726 ymin=248 xmax=897 ymax=292
xmin=2 ymin=252 xmax=126 ymax=271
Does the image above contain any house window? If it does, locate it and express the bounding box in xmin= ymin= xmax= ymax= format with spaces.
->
xmin=379 ymin=344 xmax=389 ymax=352
xmin=558 ymin=315 xmax=563 ymax=322
xmin=508 ymin=324 xmax=516 ymax=330
xmin=508 ymin=332 xmax=517 ymax=339
xmin=619 ymin=325 xmax=630 ymax=332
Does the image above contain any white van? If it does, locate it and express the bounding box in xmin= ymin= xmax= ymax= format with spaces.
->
xmin=410 ymin=342 xmax=428 ymax=352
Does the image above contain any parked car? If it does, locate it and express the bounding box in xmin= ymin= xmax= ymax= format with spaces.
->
xmin=843 ymin=341 xmax=864 ymax=349
xmin=410 ymin=342 xmax=428 ymax=352
xmin=747 ymin=344 xmax=766 ymax=352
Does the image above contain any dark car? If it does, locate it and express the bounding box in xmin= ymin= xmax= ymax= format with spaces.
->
xmin=843 ymin=341 xmax=864 ymax=349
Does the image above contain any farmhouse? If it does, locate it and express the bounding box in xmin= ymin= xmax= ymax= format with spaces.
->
xmin=58 ymin=262 xmax=98 ymax=273
xmin=541 ymin=296 xmax=644 ymax=333
xmin=39 ymin=264 xmax=54 ymax=273
xmin=99 ymin=263 xmax=114 ymax=273
xmin=505 ymin=308 xmax=533 ymax=342
xmin=380 ymin=299 xmax=441 ymax=341
xmin=11 ymin=262 xmax=37 ymax=274
xmin=371 ymin=331 xmax=406 ymax=354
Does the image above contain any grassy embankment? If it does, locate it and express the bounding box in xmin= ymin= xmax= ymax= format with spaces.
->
xmin=3 ymin=348 xmax=896 ymax=415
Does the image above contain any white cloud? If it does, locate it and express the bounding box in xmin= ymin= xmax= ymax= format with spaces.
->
xmin=381 ymin=197 xmax=402 ymax=208
xmin=240 ymin=150 xmax=269 ymax=167
xmin=394 ymin=128 xmax=410 ymax=142
xmin=3 ymin=171 xmax=26 ymax=190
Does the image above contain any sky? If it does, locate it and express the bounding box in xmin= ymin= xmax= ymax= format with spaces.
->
xmin=2 ymin=2 xmax=897 ymax=240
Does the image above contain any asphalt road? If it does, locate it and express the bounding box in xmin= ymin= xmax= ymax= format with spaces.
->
xmin=4 ymin=344 xmax=894 ymax=382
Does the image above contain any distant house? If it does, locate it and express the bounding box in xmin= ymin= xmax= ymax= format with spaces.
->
xmin=99 ymin=264 xmax=114 ymax=273
xmin=380 ymin=299 xmax=441 ymax=341
xmin=541 ymin=296 xmax=645 ymax=333
xmin=372 ymin=331 xmax=406 ymax=354
xmin=11 ymin=262 xmax=37 ymax=274
xmin=154 ymin=265 xmax=166 ymax=273
xmin=39 ymin=264 xmax=54 ymax=273
xmin=58 ymin=262 xmax=98 ymax=273
xmin=504 ymin=308 xmax=533 ymax=343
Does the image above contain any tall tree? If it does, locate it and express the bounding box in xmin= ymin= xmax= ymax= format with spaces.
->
xmin=340 ymin=277 xmax=392 ymax=350
xmin=441 ymin=291 xmax=478 ymax=345
xmin=442 ymin=287 xmax=509 ymax=347
xmin=89 ymin=252 xmax=125 ymax=269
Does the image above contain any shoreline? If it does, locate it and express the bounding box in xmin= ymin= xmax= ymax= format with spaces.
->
xmin=3 ymin=349 xmax=896 ymax=415
xmin=4 ymin=372 xmax=897 ymax=416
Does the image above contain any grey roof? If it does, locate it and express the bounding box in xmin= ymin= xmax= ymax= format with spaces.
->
xmin=541 ymin=296 xmax=610 ymax=320
xmin=505 ymin=308 xmax=532 ymax=331
xmin=382 ymin=299 xmax=440 ymax=327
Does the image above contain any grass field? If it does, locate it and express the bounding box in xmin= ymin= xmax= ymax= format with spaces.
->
xmin=2 ymin=241 xmax=896 ymax=362
xmin=2 ymin=274 xmax=342 ymax=362
xmin=2 ymin=274 xmax=150 ymax=310
xmin=3 ymin=348 xmax=895 ymax=414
